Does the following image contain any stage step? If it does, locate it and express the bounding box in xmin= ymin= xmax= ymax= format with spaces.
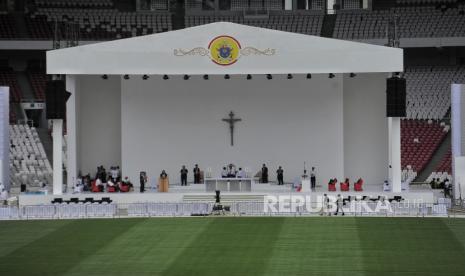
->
xmin=183 ymin=194 xmax=264 ymax=203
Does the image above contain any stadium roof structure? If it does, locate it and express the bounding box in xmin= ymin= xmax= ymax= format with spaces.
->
xmin=47 ymin=22 xmax=403 ymax=75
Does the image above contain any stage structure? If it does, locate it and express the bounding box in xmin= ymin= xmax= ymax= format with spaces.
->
xmin=47 ymin=22 xmax=403 ymax=195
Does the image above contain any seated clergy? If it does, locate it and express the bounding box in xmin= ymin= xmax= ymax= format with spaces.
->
xmin=107 ymin=177 xmax=116 ymax=187
xmin=237 ymin=168 xmax=246 ymax=178
xmin=221 ymin=167 xmax=228 ymax=178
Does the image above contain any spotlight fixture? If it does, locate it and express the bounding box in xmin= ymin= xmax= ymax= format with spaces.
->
xmin=163 ymin=74 xmax=169 ymax=80
xmin=287 ymin=74 xmax=293 ymax=79
xmin=306 ymin=73 xmax=312 ymax=79
xmin=246 ymin=74 xmax=252 ymax=80
xmin=329 ymin=73 xmax=335 ymax=79
xmin=224 ymin=74 xmax=230 ymax=79
xmin=142 ymin=75 xmax=149 ymax=80
xmin=184 ymin=75 xmax=190 ymax=80
xmin=123 ymin=74 xmax=129 ymax=80
xmin=350 ymin=73 xmax=356 ymax=78
xmin=102 ymin=74 xmax=108 ymax=80
xmin=203 ymin=74 xmax=209 ymax=80
xmin=266 ymin=74 xmax=272 ymax=80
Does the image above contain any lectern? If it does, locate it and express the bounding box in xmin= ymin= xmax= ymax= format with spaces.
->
xmin=158 ymin=177 xmax=169 ymax=192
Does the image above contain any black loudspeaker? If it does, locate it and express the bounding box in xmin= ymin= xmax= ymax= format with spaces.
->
xmin=45 ymin=80 xmax=71 ymax=119
xmin=215 ymin=190 xmax=221 ymax=203
xmin=386 ymin=77 xmax=406 ymax=117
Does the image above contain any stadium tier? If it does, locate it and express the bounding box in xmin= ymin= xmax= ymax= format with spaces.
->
xmin=0 ymin=12 xmax=16 ymax=39
xmin=185 ymin=13 xmax=324 ymax=35
xmin=404 ymin=65 xmax=465 ymax=120
xmin=28 ymin=71 xmax=49 ymax=101
xmin=401 ymin=119 xmax=449 ymax=173
xmin=9 ymin=124 xmax=53 ymax=189
xmin=436 ymin=148 xmax=452 ymax=174
xmin=0 ymin=69 xmax=21 ymax=103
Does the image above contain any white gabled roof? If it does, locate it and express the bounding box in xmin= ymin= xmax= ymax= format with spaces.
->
xmin=47 ymin=22 xmax=403 ymax=75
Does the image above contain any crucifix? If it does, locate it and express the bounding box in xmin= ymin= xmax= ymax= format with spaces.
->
xmin=222 ymin=111 xmax=242 ymax=146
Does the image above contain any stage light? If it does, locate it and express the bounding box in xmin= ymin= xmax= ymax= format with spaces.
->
xmin=142 ymin=75 xmax=149 ymax=80
xmin=203 ymin=74 xmax=209 ymax=80
xmin=329 ymin=73 xmax=335 ymax=79
xmin=266 ymin=74 xmax=272 ymax=80
xmin=287 ymin=74 xmax=293 ymax=79
xmin=224 ymin=74 xmax=230 ymax=79
xmin=350 ymin=73 xmax=356 ymax=78
xmin=101 ymin=74 xmax=108 ymax=80
xmin=246 ymin=74 xmax=252 ymax=80
xmin=123 ymin=74 xmax=129 ymax=80
xmin=184 ymin=75 xmax=190 ymax=80
xmin=163 ymin=74 xmax=169 ymax=80
xmin=306 ymin=73 xmax=312 ymax=79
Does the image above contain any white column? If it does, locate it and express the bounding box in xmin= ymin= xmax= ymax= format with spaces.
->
xmin=388 ymin=117 xmax=401 ymax=192
xmin=0 ymin=87 xmax=9 ymax=190
xmin=284 ymin=0 xmax=292 ymax=10
xmin=66 ymin=75 xmax=77 ymax=190
xmin=451 ymin=83 xmax=463 ymax=198
xmin=327 ymin=0 xmax=336 ymax=13
xmin=52 ymin=119 xmax=63 ymax=195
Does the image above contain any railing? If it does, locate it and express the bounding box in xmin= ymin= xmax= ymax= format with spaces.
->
xmin=0 ymin=200 xmax=459 ymax=220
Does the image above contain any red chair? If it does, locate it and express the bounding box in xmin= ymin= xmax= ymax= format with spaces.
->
xmin=354 ymin=179 xmax=364 ymax=192
xmin=119 ymin=183 xmax=130 ymax=193
xmin=340 ymin=182 xmax=349 ymax=191
xmin=91 ymin=181 xmax=100 ymax=193
xmin=328 ymin=181 xmax=336 ymax=192
xmin=107 ymin=185 xmax=116 ymax=193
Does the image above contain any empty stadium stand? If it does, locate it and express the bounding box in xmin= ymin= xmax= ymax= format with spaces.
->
xmin=9 ymin=124 xmax=53 ymax=189
xmin=0 ymin=69 xmax=22 ymax=102
xmin=401 ymin=119 xmax=449 ymax=173
xmin=24 ymin=0 xmax=173 ymax=40
xmin=334 ymin=4 xmax=465 ymax=39
xmin=436 ymin=148 xmax=452 ymax=175
xmin=185 ymin=12 xmax=324 ymax=36
xmin=28 ymin=71 xmax=48 ymax=101
xmin=404 ymin=66 xmax=465 ymax=120
xmin=0 ymin=12 xmax=16 ymax=39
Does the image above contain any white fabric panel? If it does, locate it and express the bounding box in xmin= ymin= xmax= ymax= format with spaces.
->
xmin=47 ymin=22 xmax=403 ymax=75
xmin=343 ymin=73 xmax=388 ymax=186
xmin=121 ymin=74 xmax=344 ymax=186
xmin=77 ymin=76 xmax=121 ymax=175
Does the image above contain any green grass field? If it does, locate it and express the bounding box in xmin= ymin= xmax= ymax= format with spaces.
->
xmin=1 ymin=217 xmax=465 ymax=275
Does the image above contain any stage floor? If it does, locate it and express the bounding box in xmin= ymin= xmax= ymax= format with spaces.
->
xmin=17 ymin=182 xmax=438 ymax=206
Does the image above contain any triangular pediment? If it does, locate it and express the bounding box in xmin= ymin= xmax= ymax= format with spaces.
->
xmin=47 ymin=22 xmax=403 ymax=75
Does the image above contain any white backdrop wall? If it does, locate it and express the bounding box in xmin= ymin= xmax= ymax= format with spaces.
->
xmin=77 ymin=76 xmax=121 ymax=175
xmin=343 ymin=73 xmax=389 ymax=185
xmin=121 ymin=74 xmax=344 ymax=185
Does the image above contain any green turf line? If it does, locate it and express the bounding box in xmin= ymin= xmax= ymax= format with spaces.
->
xmin=63 ymin=218 xmax=214 ymax=276
xmin=0 ymin=218 xmax=144 ymax=276
xmin=0 ymin=220 xmax=74 ymax=258
xmin=356 ymin=217 xmax=465 ymax=275
xmin=161 ymin=217 xmax=286 ymax=276
xmin=2 ymin=218 xmax=465 ymax=275
xmin=263 ymin=217 xmax=366 ymax=276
